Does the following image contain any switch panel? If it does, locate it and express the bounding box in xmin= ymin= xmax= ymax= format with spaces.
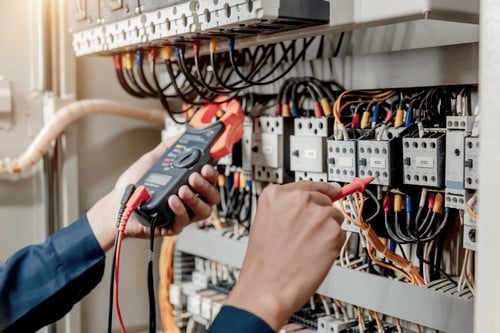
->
xmin=327 ymin=139 xmax=357 ymax=183
xmin=464 ymin=137 xmax=479 ymax=190
xmin=252 ymin=116 xmax=293 ymax=183
xmin=403 ymin=133 xmax=446 ymax=188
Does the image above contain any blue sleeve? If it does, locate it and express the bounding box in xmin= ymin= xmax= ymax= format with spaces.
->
xmin=0 ymin=215 xmax=106 ymax=332
xmin=208 ymin=305 xmax=274 ymax=333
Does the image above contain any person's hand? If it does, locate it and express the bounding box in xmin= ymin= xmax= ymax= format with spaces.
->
xmin=225 ymin=181 xmax=345 ymax=330
xmin=87 ymin=136 xmax=220 ymax=252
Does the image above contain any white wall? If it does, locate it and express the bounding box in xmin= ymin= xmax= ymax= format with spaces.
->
xmin=0 ymin=2 xmax=46 ymax=262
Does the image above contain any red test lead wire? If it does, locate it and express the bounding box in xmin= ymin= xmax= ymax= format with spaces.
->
xmin=114 ymin=186 xmax=151 ymax=333
xmin=331 ymin=176 xmax=375 ymax=202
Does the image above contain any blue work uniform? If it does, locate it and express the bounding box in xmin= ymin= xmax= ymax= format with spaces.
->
xmin=0 ymin=215 xmax=273 ymax=333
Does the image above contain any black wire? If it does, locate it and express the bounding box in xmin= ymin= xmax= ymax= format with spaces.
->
xmin=115 ymin=67 xmax=146 ymax=98
xmin=334 ymin=32 xmax=345 ymax=57
xmin=194 ymin=50 xmax=234 ymax=94
xmin=126 ymin=68 xmax=157 ymax=98
xmin=135 ymin=51 xmax=159 ymax=97
xmin=227 ymin=37 xmax=316 ymax=86
xmin=148 ymin=218 xmax=158 ymax=333
xmin=177 ymin=47 xmax=238 ymax=104
xmin=107 ymin=231 xmax=120 ymax=333
xmin=397 ymin=243 xmax=408 ymax=261
xmin=164 ymin=58 xmax=206 ymax=106
xmin=176 ymin=46 xmax=216 ymax=101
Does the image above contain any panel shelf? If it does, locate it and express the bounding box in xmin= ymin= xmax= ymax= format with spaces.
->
xmin=176 ymin=226 xmax=473 ymax=333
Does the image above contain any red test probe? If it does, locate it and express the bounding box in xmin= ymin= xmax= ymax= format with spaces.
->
xmin=331 ymin=176 xmax=375 ymax=202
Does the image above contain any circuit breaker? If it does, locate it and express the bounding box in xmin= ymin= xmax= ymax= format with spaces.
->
xmin=252 ymin=116 xmax=293 ymax=183
xmin=464 ymin=137 xmax=479 ymax=190
xmin=290 ymin=117 xmax=331 ymax=182
xmin=403 ymin=132 xmax=446 ymax=187
xmin=327 ymin=140 xmax=357 ymax=183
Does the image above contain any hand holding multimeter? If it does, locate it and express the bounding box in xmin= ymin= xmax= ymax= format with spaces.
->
xmin=135 ymin=97 xmax=245 ymax=227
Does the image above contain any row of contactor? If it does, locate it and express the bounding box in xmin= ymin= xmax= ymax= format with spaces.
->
xmin=236 ymin=115 xmax=478 ymax=203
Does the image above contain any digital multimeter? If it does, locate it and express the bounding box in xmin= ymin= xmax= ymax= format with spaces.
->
xmin=135 ymin=98 xmax=244 ymax=227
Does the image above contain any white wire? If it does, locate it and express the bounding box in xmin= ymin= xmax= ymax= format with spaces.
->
xmin=0 ymin=99 xmax=166 ymax=176
xmin=339 ymin=231 xmax=352 ymax=267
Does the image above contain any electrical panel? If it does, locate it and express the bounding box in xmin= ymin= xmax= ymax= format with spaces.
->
xmin=64 ymin=0 xmax=483 ymax=329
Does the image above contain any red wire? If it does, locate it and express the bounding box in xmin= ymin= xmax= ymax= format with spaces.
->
xmin=114 ymin=231 xmax=127 ymax=333
xmin=113 ymin=186 xmax=151 ymax=333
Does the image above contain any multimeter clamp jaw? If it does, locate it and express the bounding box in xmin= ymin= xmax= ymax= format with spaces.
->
xmin=135 ymin=98 xmax=244 ymax=227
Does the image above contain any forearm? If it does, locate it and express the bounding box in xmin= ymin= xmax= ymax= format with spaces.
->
xmin=0 ymin=216 xmax=105 ymax=332
xmin=87 ymin=189 xmax=121 ymax=252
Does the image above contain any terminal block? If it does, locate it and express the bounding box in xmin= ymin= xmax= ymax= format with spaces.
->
xmin=290 ymin=117 xmax=332 ymax=177
xmin=252 ymin=116 xmax=293 ymax=183
xmin=327 ymin=139 xmax=357 ymax=183
xmin=445 ymin=189 xmax=466 ymax=210
xmin=197 ymin=0 xmax=329 ymax=35
xmin=403 ymin=131 xmax=446 ymax=188
xmin=445 ymin=116 xmax=474 ymax=190
xmin=464 ymin=137 xmax=479 ymax=190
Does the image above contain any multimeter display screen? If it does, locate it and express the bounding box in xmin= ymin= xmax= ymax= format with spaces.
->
xmin=145 ymin=172 xmax=172 ymax=186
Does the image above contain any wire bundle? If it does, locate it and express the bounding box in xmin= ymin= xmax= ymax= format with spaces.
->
xmin=276 ymin=77 xmax=343 ymax=118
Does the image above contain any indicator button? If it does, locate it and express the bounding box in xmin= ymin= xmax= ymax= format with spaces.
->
xmin=172 ymin=148 xmax=202 ymax=168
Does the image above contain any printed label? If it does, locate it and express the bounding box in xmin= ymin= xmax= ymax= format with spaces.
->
xmin=415 ymin=156 xmax=434 ymax=168
xmin=338 ymin=157 xmax=353 ymax=167
xmin=369 ymin=157 xmax=386 ymax=168
xmin=304 ymin=149 xmax=318 ymax=159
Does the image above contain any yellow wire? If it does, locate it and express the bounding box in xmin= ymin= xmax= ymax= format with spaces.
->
xmin=158 ymin=236 xmax=181 ymax=333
